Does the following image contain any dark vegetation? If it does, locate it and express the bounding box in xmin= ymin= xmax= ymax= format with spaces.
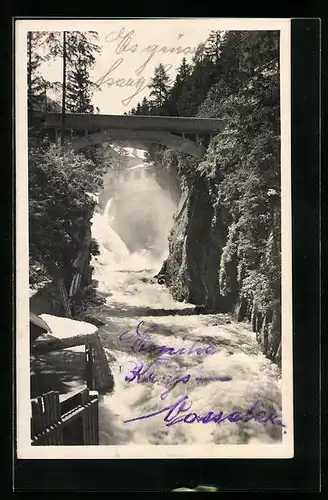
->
xmin=130 ymin=31 xmax=281 ymax=363
xmin=28 ymin=31 xmax=105 ymax=314
xmin=28 ymin=29 xmax=281 ymax=364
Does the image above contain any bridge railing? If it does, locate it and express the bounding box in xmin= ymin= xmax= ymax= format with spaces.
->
xmin=42 ymin=112 xmax=226 ymax=134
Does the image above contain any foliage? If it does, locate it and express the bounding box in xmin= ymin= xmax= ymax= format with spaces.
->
xmin=27 ymin=27 xmax=281 ymax=347
xmin=131 ymin=30 xmax=281 ymax=328
xmin=27 ymin=32 xmax=62 ymax=113
xmin=147 ymin=63 xmax=171 ymax=115
xmin=65 ymin=32 xmax=101 ymax=113
xmin=27 ymin=31 xmax=104 ymax=288
xmin=198 ymin=30 xmax=281 ymax=314
xmin=27 ymin=31 xmax=101 ymax=115
xmin=204 ymin=30 xmax=223 ymax=64
xmin=28 ymin=140 xmax=104 ymax=279
xmin=165 ymin=58 xmax=191 ymax=116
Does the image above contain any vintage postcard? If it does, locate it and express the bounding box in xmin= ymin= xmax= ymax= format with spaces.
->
xmin=15 ymin=17 xmax=293 ymax=459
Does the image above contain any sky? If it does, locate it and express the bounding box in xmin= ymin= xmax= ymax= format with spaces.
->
xmin=32 ymin=18 xmax=286 ymax=115
xmin=39 ymin=19 xmax=220 ymax=115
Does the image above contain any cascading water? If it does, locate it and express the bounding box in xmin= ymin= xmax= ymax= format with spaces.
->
xmin=89 ymin=160 xmax=283 ymax=447
xmin=91 ymin=199 xmax=130 ymax=263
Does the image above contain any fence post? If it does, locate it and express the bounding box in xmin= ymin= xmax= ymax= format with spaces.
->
xmin=31 ymin=391 xmax=63 ymax=445
xmin=31 ymin=389 xmax=99 ymax=446
xmin=89 ymin=390 xmax=99 ymax=445
xmin=85 ymin=344 xmax=95 ymax=390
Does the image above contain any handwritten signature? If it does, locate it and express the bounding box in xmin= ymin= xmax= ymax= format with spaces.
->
xmin=95 ymin=57 xmax=165 ymax=107
xmin=124 ymin=396 xmax=287 ymax=432
xmin=104 ymin=27 xmax=196 ymax=75
xmin=95 ymin=27 xmax=197 ymax=106
xmin=119 ymin=320 xmax=216 ymax=357
xmin=124 ymin=359 xmax=232 ymax=400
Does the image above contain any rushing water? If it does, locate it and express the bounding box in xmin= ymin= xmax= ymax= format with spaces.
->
xmin=90 ymin=167 xmax=283 ymax=446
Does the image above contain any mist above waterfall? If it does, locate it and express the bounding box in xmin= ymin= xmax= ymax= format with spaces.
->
xmin=91 ymin=156 xmax=177 ymax=272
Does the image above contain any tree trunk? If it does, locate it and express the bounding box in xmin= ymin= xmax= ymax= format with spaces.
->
xmin=61 ymin=31 xmax=67 ymax=147
xmin=27 ymin=32 xmax=32 ymax=112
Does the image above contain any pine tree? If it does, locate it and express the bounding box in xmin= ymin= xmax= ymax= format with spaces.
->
xmin=41 ymin=31 xmax=101 ymax=117
xmin=140 ymin=97 xmax=150 ymax=115
xmin=192 ymin=42 xmax=207 ymax=65
xmin=214 ymin=31 xmax=252 ymax=92
xmin=204 ymin=30 xmax=222 ymax=64
xmin=66 ymin=60 xmax=95 ymax=113
xmin=27 ymin=32 xmax=46 ymax=113
xmin=27 ymin=31 xmax=63 ymax=135
xmin=167 ymin=58 xmax=191 ymax=115
xmin=134 ymin=102 xmax=142 ymax=115
xmin=27 ymin=32 xmax=61 ymax=116
xmin=65 ymin=32 xmax=101 ymax=114
xmin=176 ymin=62 xmax=216 ymax=117
xmin=148 ymin=63 xmax=171 ymax=115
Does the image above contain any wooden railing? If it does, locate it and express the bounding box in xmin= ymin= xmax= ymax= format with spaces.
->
xmin=31 ymin=332 xmax=114 ymax=394
xmin=30 ymin=336 xmax=105 ymax=445
xmin=31 ymin=388 xmax=99 ymax=446
xmin=30 ymin=321 xmax=116 ymax=445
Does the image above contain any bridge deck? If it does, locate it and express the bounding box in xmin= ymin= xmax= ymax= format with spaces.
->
xmin=43 ymin=113 xmax=225 ymax=134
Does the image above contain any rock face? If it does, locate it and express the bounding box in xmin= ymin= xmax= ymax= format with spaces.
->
xmin=163 ymin=163 xmax=281 ymax=366
xmin=165 ymin=178 xmax=228 ymax=312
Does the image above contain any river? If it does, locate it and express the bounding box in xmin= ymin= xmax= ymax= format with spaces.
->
xmin=89 ymin=167 xmax=283 ymax=447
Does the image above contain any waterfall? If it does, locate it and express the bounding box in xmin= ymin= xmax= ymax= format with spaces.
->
xmin=91 ymin=198 xmax=130 ymax=263
xmin=91 ymin=160 xmax=177 ymax=274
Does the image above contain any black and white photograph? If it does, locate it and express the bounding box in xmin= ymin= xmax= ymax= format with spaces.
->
xmin=16 ymin=18 xmax=293 ymax=459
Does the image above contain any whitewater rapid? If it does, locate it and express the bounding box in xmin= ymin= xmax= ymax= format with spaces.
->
xmin=90 ymin=195 xmax=283 ymax=446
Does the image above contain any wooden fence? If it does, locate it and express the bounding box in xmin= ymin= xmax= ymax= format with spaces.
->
xmin=30 ymin=320 xmax=116 ymax=445
xmin=31 ymin=388 xmax=99 ymax=446
xmin=32 ymin=333 xmax=114 ymax=394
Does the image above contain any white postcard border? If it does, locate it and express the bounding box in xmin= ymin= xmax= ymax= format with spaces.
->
xmin=15 ymin=17 xmax=293 ymax=459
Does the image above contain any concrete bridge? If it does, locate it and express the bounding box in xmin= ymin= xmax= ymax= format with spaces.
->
xmin=42 ymin=113 xmax=226 ymax=159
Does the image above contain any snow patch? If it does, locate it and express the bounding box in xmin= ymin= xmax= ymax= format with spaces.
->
xmin=40 ymin=314 xmax=98 ymax=353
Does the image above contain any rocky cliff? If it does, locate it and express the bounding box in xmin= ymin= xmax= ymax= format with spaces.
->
xmin=165 ymin=168 xmax=228 ymax=313
xmin=163 ymin=143 xmax=281 ymax=366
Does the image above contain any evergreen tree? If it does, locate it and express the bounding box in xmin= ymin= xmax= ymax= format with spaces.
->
xmin=39 ymin=31 xmax=101 ymax=118
xmin=66 ymin=61 xmax=95 ymax=113
xmin=191 ymin=42 xmax=207 ymax=65
xmin=148 ymin=63 xmax=171 ymax=115
xmin=27 ymin=31 xmax=103 ymax=301
xmin=27 ymin=31 xmax=47 ymax=113
xmin=134 ymin=102 xmax=142 ymax=115
xmin=176 ymin=61 xmax=216 ymax=117
xmin=166 ymin=58 xmax=191 ymax=116
xmin=140 ymin=97 xmax=150 ymax=115
xmin=27 ymin=31 xmax=62 ymax=133
xmin=204 ymin=30 xmax=222 ymax=64
xmin=140 ymin=30 xmax=281 ymax=362
xmin=65 ymin=32 xmax=101 ymax=114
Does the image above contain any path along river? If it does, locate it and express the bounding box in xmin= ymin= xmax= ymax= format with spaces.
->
xmin=89 ymin=193 xmax=283 ymax=447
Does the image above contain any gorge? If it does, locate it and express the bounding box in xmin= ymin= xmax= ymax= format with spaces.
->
xmin=28 ymin=28 xmax=283 ymax=448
